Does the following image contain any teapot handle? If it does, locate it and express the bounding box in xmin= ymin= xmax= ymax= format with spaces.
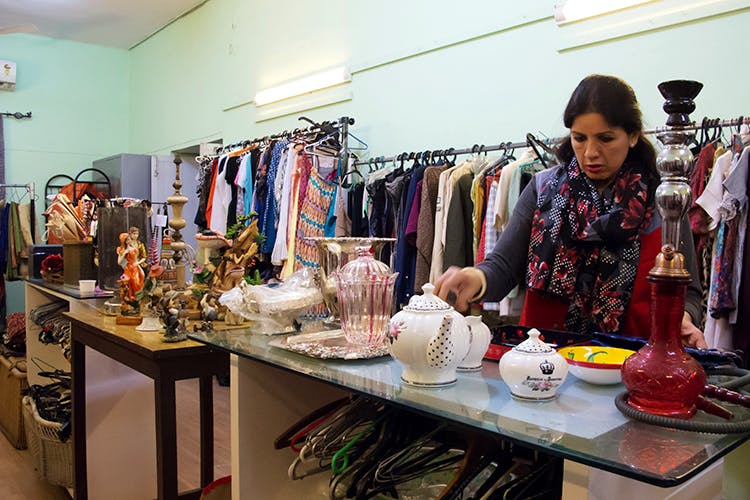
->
xmin=426 ymin=313 xmax=456 ymax=369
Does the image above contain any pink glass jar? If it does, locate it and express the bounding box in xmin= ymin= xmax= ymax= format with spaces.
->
xmin=621 ymin=277 xmax=706 ymax=419
xmin=334 ymin=246 xmax=398 ymax=346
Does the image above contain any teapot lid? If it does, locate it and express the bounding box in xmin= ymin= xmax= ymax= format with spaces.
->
xmin=338 ymin=245 xmax=393 ymax=280
xmin=513 ymin=328 xmax=554 ymax=354
xmin=403 ymin=284 xmax=451 ymax=312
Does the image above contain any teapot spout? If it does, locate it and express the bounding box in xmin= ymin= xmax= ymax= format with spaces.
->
xmin=426 ymin=313 xmax=456 ymax=369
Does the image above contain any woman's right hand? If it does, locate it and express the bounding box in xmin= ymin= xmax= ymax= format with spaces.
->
xmin=434 ymin=266 xmax=485 ymax=312
xmin=681 ymin=311 xmax=708 ymax=349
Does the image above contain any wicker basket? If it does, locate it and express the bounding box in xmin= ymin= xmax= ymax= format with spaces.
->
xmin=0 ymin=353 xmax=27 ymax=449
xmin=22 ymin=396 xmax=73 ymax=488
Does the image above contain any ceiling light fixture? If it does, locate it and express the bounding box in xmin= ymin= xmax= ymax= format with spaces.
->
xmin=254 ymin=66 xmax=351 ymax=107
xmin=554 ymin=0 xmax=653 ymax=25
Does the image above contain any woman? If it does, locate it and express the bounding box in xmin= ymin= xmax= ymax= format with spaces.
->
xmin=435 ymin=75 xmax=707 ymax=348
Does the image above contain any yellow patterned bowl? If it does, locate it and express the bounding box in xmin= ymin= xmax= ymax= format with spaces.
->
xmin=557 ymin=346 xmax=635 ymax=385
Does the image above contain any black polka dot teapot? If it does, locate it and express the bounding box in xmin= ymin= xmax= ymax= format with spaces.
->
xmin=388 ymin=284 xmax=470 ymax=387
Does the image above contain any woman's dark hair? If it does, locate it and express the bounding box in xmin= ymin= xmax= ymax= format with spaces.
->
xmin=556 ymin=75 xmax=657 ymax=187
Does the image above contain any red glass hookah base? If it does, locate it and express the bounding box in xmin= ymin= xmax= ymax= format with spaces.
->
xmin=621 ymin=277 xmax=707 ymax=419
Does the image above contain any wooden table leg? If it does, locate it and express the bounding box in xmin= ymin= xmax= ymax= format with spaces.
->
xmin=72 ymin=338 xmax=88 ymax=500
xmin=155 ymin=376 xmax=178 ymax=500
xmin=199 ymin=373 xmax=214 ymax=488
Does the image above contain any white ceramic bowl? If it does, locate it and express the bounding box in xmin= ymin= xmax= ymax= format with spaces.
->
xmin=557 ymin=346 xmax=635 ymax=385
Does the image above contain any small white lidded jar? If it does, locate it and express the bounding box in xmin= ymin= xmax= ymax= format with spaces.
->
xmin=498 ymin=328 xmax=568 ymax=400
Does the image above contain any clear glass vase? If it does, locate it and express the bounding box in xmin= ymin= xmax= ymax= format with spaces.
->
xmin=334 ymin=246 xmax=398 ymax=346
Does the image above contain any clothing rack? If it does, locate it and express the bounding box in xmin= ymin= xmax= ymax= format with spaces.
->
xmin=0 ymin=112 xmax=32 ymax=119
xmin=352 ymin=115 xmax=750 ymax=168
xmin=0 ymin=182 xmax=35 ymax=200
xmin=646 ymin=116 xmax=750 ymax=135
xmin=215 ymin=116 xmax=355 ymax=155
xmin=352 ymin=136 xmax=552 ymax=168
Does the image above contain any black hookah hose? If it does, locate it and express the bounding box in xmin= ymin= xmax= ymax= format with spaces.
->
xmin=615 ymin=367 xmax=750 ymax=434
xmin=707 ymin=366 xmax=750 ymax=390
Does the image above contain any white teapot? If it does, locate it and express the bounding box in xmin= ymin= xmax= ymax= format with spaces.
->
xmin=389 ymin=284 xmax=470 ymax=387
xmin=498 ymin=328 xmax=568 ymax=400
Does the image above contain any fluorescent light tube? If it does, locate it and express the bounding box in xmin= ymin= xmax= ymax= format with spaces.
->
xmin=254 ymin=66 xmax=351 ymax=107
xmin=554 ymin=0 xmax=653 ymax=25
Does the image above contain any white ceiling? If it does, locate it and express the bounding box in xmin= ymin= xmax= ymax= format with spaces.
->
xmin=0 ymin=0 xmax=207 ymax=49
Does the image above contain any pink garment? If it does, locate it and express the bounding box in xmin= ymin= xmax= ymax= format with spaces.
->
xmin=297 ymin=151 xmax=313 ymax=214
xmin=404 ymin=180 xmax=423 ymax=246
xmin=688 ymin=142 xmax=716 ymax=236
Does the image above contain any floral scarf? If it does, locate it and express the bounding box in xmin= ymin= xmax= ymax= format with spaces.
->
xmin=526 ymin=157 xmax=654 ymax=334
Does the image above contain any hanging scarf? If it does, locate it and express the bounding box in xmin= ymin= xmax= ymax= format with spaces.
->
xmin=526 ymin=157 xmax=654 ymax=334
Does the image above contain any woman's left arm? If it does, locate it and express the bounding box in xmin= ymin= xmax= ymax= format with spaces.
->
xmin=678 ymin=218 xmax=707 ymax=348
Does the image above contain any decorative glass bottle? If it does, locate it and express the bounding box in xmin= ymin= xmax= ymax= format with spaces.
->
xmin=310 ymin=237 xmax=395 ymax=324
xmin=334 ymin=246 xmax=398 ymax=346
xmin=621 ymin=274 xmax=706 ymax=418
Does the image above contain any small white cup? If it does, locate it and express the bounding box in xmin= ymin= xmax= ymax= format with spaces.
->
xmin=79 ymin=279 xmax=97 ymax=293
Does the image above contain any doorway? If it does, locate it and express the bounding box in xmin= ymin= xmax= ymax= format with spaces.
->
xmin=150 ymin=153 xmax=200 ymax=275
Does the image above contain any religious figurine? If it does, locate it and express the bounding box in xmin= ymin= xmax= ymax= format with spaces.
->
xmin=200 ymin=293 xmax=219 ymax=322
xmin=117 ymin=277 xmax=138 ymax=316
xmin=116 ymin=229 xmax=146 ymax=316
xmin=162 ymin=306 xmax=184 ymax=341
xmin=136 ymin=264 xmax=166 ymax=332
xmin=157 ymin=286 xmax=190 ymax=342
xmin=192 ymin=320 xmax=214 ymax=333
xmin=209 ymin=219 xmax=260 ymax=294
xmin=127 ymin=226 xmax=149 ymax=274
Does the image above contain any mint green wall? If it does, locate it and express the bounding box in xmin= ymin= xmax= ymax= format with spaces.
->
xmin=3 ymin=2 xmax=749 ymax=312
xmin=129 ymin=0 xmax=750 ymax=156
xmin=128 ymin=0 xmax=229 ymax=153
xmin=0 ymin=34 xmax=129 ymax=312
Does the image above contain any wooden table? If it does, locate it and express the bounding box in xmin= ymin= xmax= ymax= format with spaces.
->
xmin=68 ymin=311 xmax=229 ymax=500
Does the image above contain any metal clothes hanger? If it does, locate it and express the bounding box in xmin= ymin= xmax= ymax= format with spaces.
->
xmin=274 ymin=396 xmax=350 ymax=451
xmin=299 ymin=397 xmax=378 ymax=460
xmin=364 ymin=156 xmax=392 ymax=184
xmin=441 ymin=147 xmax=457 ymax=167
xmin=495 ymin=457 xmax=554 ymax=500
xmin=436 ymin=433 xmax=504 ymax=499
xmin=328 ymin=417 xmax=393 ymax=500
xmin=526 ymin=133 xmax=553 ymax=169
xmin=472 ymin=144 xmax=492 ymax=173
xmin=485 ymin=142 xmax=516 ymax=177
xmin=303 ymin=131 xmax=340 ymax=158
xmin=340 ymin=158 xmax=366 ymax=189
xmin=346 ymin=130 xmax=369 ymax=151
xmin=346 ymin=157 xmax=377 ymax=187
xmin=468 ymin=443 xmax=517 ymax=499
xmin=347 ymin=415 xmax=412 ymax=499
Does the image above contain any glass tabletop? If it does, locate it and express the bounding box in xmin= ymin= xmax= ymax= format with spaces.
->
xmin=26 ymin=277 xmax=114 ymax=300
xmin=189 ymin=327 xmax=750 ymax=487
